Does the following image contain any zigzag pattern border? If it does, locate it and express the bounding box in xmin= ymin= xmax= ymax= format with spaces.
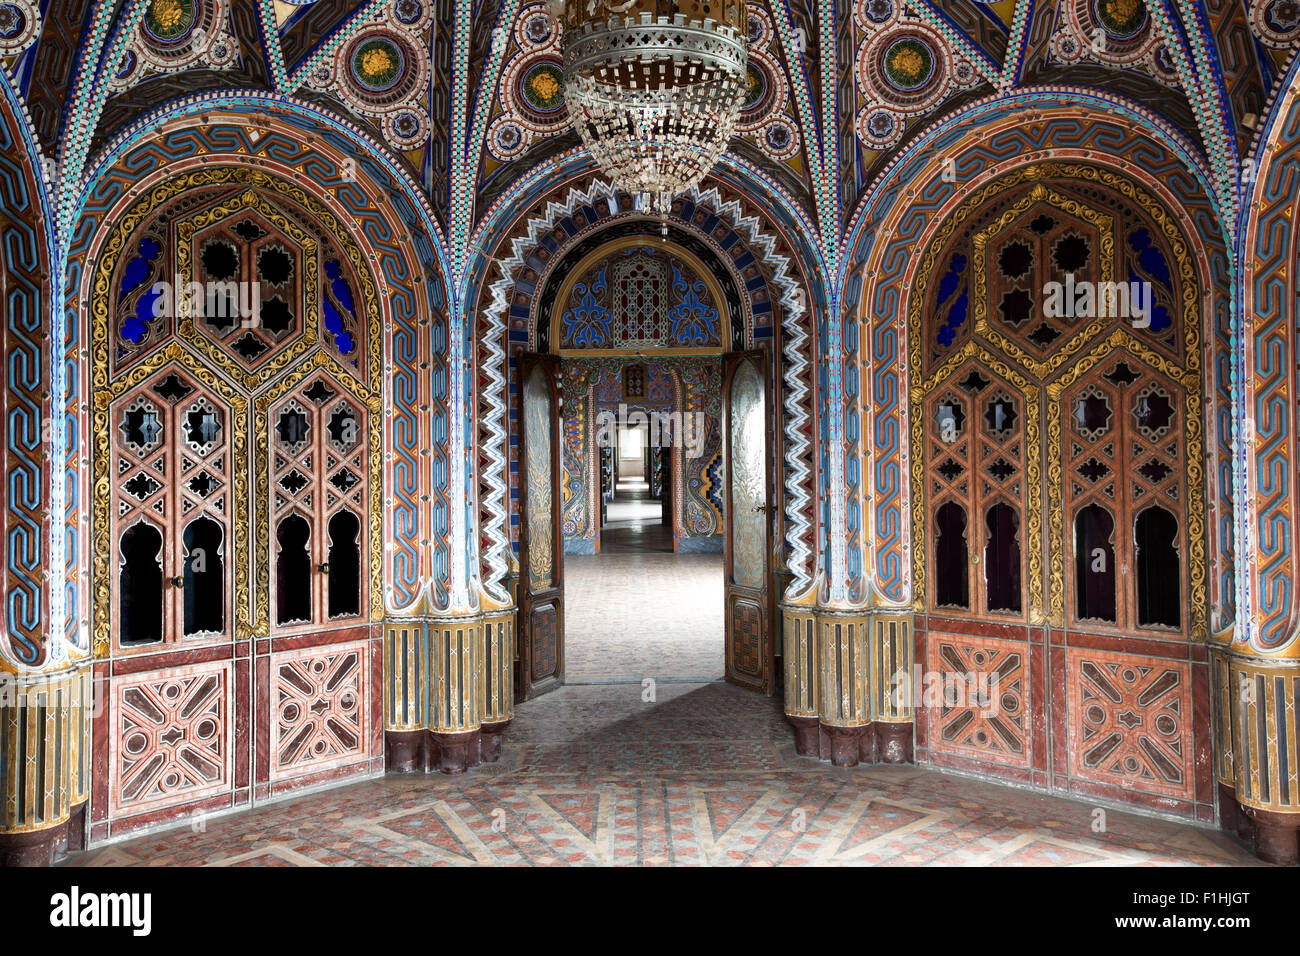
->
xmin=477 ymin=179 xmax=814 ymax=603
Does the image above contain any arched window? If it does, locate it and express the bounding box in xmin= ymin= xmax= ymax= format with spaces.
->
xmin=120 ymin=523 xmax=164 ymax=645
xmin=985 ymin=503 xmax=1021 ymax=613
xmin=1135 ymin=506 xmax=1180 ymax=628
xmin=1074 ymin=504 xmax=1116 ymax=623
xmin=276 ymin=514 xmax=313 ymax=626
xmin=327 ymin=510 xmax=362 ymax=619
xmin=182 ymin=517 xmax=224 ymax=636
xmin=935 ymin=501 xmax=969 ymax=609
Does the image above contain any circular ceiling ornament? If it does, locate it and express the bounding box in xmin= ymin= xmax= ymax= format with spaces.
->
xmin=882 ymin=37 xmax=936 ymax=91
xmin=762 ymin=117 xmax=800 ymax=160
xmin=854 ymin=0 xmax=899 ymax=30
xmin=394 ymin=0 xmax=425 ymax=24
xmin=110 ymin=0 xmax=233 ymax=89
xmin=1058 ymin=0 xmax=1158 ymax=68
xmin=385 ymin=108 xmax=430 ymax=149
xmin=736 ymin=49 xmax=785 ymax=132
xmin=488 ymin=115 xmax=530 ymax=160
xmin=858 ymin=23 xmax=950 ymax=114
xmin=561 ymin=0 xmax=749 ymax=206
xmin=745 ymin=3 xmax=772 ymax=48
xmin=1092 ymin=0 xmax=1148 ymax=39
xmin=856 ymin=106 xmax=902 ymax=150
xmin=0 ymin=0 xmax=40 ymax=56
xmin=1249 ymin=0 xmax=1300 ymax=47
xmin=144 ymin=0 xmax=198 ymax=44
xmin=339 ymin=27 xmax=425 ymax=110
xmin=520 ymin=6 xmax=557 ymax=46
xmin=520 ymin=59 xmax=565 ymax=114
xmin=352 ymin=37 xmax=406 ymax=92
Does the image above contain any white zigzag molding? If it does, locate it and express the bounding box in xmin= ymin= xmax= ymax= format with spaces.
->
xmin=479 ymin=180 xmax=814 ymax=603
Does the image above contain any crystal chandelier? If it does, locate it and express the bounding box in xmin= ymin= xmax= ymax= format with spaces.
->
xmin=560 ymin=0 xmax=749 ymax=209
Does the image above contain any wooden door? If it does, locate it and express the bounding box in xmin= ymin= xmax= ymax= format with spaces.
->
xmin=516 ymin=353 xmax=564 ymax=700
xmin=722 ymin=349 xmax=775 ymax=694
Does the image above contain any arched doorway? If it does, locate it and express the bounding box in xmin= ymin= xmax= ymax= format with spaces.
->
xmin=908 ymin=166 xmax=1211 ymax=813
xmin=513 ymin=228 xmax=782 ymax=699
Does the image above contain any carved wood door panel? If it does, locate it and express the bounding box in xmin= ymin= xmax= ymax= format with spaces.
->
xmin=921 ymin=360 xmax=1036 ymax=624
xmin=723 ymin=349 xmax=774 ymax=695
xmin=1059 ymin=355 xmax=1188 ymax=637
xmin=110 ymin=367 xmax=240 ymax=653
xmin=517 ymin=353 xmax=565 ymax=701
xmin=266 ymin=373 xmax=371 ymax=633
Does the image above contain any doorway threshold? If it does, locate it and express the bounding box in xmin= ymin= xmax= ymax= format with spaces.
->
xmin=563 ymin=677 xmax=726 ymax=685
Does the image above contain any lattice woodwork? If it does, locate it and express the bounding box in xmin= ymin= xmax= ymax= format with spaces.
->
xmin=110 ymin=367 xmax=235 ymax=653
xmin=268 ymin=373 xmax=370 ymax=631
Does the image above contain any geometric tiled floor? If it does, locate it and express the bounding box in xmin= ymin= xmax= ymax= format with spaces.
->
xmin=63 ymin=517 xmax=1261 ymax=866
xmin=64 ymin=682 xmax=1261 ymax=866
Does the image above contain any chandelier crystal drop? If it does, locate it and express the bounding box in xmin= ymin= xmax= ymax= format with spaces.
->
xmin=561 ymin=0 xmax=749 ymax=208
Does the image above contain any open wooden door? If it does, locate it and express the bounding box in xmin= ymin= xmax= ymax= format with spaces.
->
xmin=722 ymin=349 xmax=775 ymax=695
xmin=516 ymin=353 xmax=564 ymax=700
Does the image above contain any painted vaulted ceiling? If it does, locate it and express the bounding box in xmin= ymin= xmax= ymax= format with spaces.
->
xmin=1 ymin=0 xmax=1296 ymax=268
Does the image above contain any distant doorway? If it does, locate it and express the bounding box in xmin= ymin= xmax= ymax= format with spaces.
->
xmin=601 ymin=422 xmax=673 ymax=553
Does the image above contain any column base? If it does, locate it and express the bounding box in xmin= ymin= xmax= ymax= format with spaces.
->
xmin=480 ymin=721 xmax=510 ymax=763
xmin=0 ymin=803 xmax=86 ymax=867
xmin=385 ymin=729 xmax=489 ymax=774
xmin=384 ymin=729 xmax=432 ymax=773
xmin=1217 ymin=782 xmax=1244 ymax=835
xmin=1242 ymin=806 xmax=1299 ymax=866
xmin=787 ymin=715 xmax=820 ymax=756
xmin=878 ymin=722 xmax=914 ymax=764
xmin=431 ymin=729 xmax=481 ymax=774
xmin=794 ymin=720 xmax=914 ymax=768
xmin=822 ymin=724 xmax=867 ymax=767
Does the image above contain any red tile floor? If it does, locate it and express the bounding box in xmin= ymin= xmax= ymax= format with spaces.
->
xmin=64 ymin=681 xmax=1261 ymax=866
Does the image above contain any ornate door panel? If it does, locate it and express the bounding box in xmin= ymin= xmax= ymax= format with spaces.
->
xmin=109 ymin=366 xmax=242 ymax=654
xmin=1057 ymin=354 xmax=1189 ymax=636
xmin=265 ymin=374 xmax=371 ymax=633
xmin=256 ymin=370 xmax=377 ymax=793
xmin=909 ymin=169 xmax=1209 ymax=815
xmin=920 ymin=360 xmax=1037 ymax=623
xmin=517 ymin=353 xmax=564 ymax=700
xmin=1054 ymin=351 xmax=1198 ymax=806
xmin=723 ymin=350 xmax=774 ymax=695
xmin=916 ymin=357 xmax=1041 ymax=773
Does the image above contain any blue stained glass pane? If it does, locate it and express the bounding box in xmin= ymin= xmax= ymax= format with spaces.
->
xmin=936 ymin=253 xmax=966 ymax=302
xmin=1128 ymin=229 xmax=1171 ymax=287
xmin=119 ymin=237 xmax=161 ymax=300
xmin=325 ymin=260 xmax=356 ymax=313
xmin=121 ymin=286 xmax=163 ymax=344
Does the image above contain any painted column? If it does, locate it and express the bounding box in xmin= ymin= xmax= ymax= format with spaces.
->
xmin=1232 ymin=56 xmax=1300 ymax=864
xmin=0 ymin=78 xmax=92 ymax=864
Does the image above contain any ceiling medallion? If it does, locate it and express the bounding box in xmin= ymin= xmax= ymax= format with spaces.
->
xmin=560 ymin=0 xmax=749 ymax=211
